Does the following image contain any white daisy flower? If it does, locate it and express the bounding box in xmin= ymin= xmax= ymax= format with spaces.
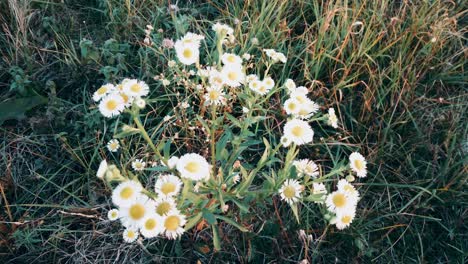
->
xmin=326 ymin=190 xmax=358 ymax=214
xmin=208 ymin=69 xmax=224 ymax=88
xmin=312 ymin=182 xmax=327 ymax=195
xmin=123 ymin=79 xmax=150 ymax=98
xmin=98 ymin=93 xmax=125 ymax=118
xmin=168 ymin=60 xmax=176 ymax=67
xmin=161 ymin=79 xmax=170 ymax=86
xmin=242 ymin=53 xmax=251 ymax=60
xmin=107 ymin=208 xmax=119 ymax=221
xmin=283 ymin=119 xmax=314 ymax=145
xmin=253 ymin=81 xmax=271 ymax=95
xmin=245 ymin=74 xmax=258 ymax=83
xmin=93 ymin=83 xmax=115 ymax=102
xmin=204 ymin=86 xmax=226 ymax=106
xmin=154 ymin=174 xmax=182 ymax=198
xmin=176 ymin=153 xmax=211 ymax=181
xmin=162 ymin=210 xmax=187 ymax=240
xmin=279 ymin=179 xmax=303 ymax=205
xmin=221 ymin=64 xmax=245 ymax=87
xmin=328 ymin=108 xmax=339 ymax=128
xmin=290 ymin=91 xmax=309 ymax=103
xmin=162 ymin=156 xmax=179 ymax=169
xmin=334 ymin=209 xmax=356 ymax=230
xmin=284 ymin=98 xmax=300 ymax=115
xmin=135 ymin=98 xmax=146 ymax=109
xmin=212 ymin=23 xmax=234 ymax=36
xmin=140 ymin=213 xmax=164 ymax=238
xmin=112 ymin=181 xmax=143 ymax=206
xmin=280 ymin=135 xmax=292 ymax=147
xmin=337 ymin=179 xmax=360 ymax=200
xmin=119 ymin=195 xmax=155 ymax=228
xmin=181 ymin=32 xmax=204 ymax=47
xmin=174 ymin=40 xmax=199 ymax=65
xmin=349 ymin=152 xmax=367 ymax=178
xmin=116 ymin=91 xmax=133 ymax=108
xmin=107 ymin=139 xmax=120 ymax=152
xmin=132 ymin=159 xmax=146 ymax=171
xmin=292 ymin=159 xmax=319 ymax=178
xmin=263 ymin=76 xmax=275 ymax=90
xmin=296 ymin=99 xmax=320 ymax=119
xmin=248 ymin=79 xmax=261 ymax=93
xmin=284 ymin=79 xmax=296 ymax=93
xmin=221 ymin=53 xmax=242 ymax=65
xmin=272 ymin=52 xmax=287 ymax=63
xmin=111 ymin=180 xmax=143 ymax=207
xmin=123 ymin=228 xmax=139 ymax=243
xmin=96 ymin=160 xmax=108 ymax=179
xmin=154 ymin=197 xmax=177 ymax=216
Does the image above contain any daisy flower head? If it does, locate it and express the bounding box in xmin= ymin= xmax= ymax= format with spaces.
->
xmin=349 ymin=152 xmax=367 ymax=178
xmin=327 ymin=108 xmax=339 ymax=128
xmin=334 ymin=209 xmax=356 ymax=230
xmin=107 ymin=208 xmax=119 ymax=221
xmin=221 ymin=53 xmax=242 ymax=65
xmin=107 ymin=139 xmax=120 ymax=152
xmin=263 ymin=76 xmax=275 ymax=90
xmin=279 ymin=179 xmax=303 ymax=205
xmin=116 ymin=91 xmax=133 ymax=108
xmin=176 ymin=153 xmax=211 ymax=181
xmin=154 ymin=174 xmax=183 ymax=198
xmin=162 ymin=210 xmax=187 ymax=240
xmin=93 ymin=83 xmax=115 ymax=102
xmin=246 ymin=74 xmax=258 ymax=83
xmin=99 ymin=93 xmax=125 ymax=118
xmin=221 ymin=64 xmax=245 ymax=87
xmin=96 ymin=159 xmax=108 ymax=179
xmin=174 ymin=40 xmax=199 ymax=65
xmin=337 ymin=179 xmax=360 ymax=200
xmin=293 ymin=159 xmax=319 ymax=178
xmin=140 ymin=213 xmax=164 ymax=238
xmin=284 ymin=98 xmax=300 ymax=115
xmin=284 ymin=79 xmax=296 ymax=93
xmin=208 ymin=69 xmax=224 ymax=88
xmin=312 ymin=182 xmax=327 ymax=195
xmin=296 ymin=99 xmax=320 ymax=119
xmin=123 ymin=79 xmax=150 ymax=98
xmin=295 ymin=86 xmax=309 ymax=94
xmin=264 ymin=49 xmax=287 ymax=63
xmin=154 ymin=197 xmax=177 ymax=216
xmin=283 ymin=119 xmax=314 ymax=145
xmin=119 ymin=195 xmax=155 ymax=228
xmin=164 ymin=156 xmax=179 ymax=169
xmin=181 ymin=32 xmax=205 ymax=47
xmin=135 ymin=97 xmax=146 ymax=109
xmin=254 ymin=81 xmax=271 ymax=95
xmin=132 ymin=159 xmax=146 ymax=171
xmin=204 ymin=86 xmax=226 ymax=106
xmin=248 ymin=79 xmax=261 ymax=93
xmin=112 ymin=180 xmax=143 ymax=207
xmin=212 ymin=23 xmax=234 ymax=37
xmin=326 ymin=190 xmax=358 ymax=214
xmin=280 ymin=135 xmax=292 ymax=148
xmin=123 ymin=228 xmax=139 ymax=243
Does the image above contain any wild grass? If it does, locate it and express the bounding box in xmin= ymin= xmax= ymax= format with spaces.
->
xmin=0 ymin=0 xmax=466 ymax=263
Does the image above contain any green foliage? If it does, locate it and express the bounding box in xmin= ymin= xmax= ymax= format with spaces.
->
xmin=0 ymin=0 xmax=466 ymax=263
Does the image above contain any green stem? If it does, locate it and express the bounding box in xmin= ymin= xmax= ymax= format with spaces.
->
xmin=210 ymin=105 xmax=217 ymax=180
xmin=133 ymin=114 xmax=164 ymax=162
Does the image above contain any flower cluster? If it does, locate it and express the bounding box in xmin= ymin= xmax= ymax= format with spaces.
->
xmin=91 ymin=21 xmax=370 ymax=246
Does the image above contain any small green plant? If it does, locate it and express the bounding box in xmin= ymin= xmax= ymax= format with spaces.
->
xmin=90 ymin=22 xmax=369 ymax=250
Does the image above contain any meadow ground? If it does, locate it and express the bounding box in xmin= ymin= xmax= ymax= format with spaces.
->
xmin=0 ymin=0 xmax=467 ymax=263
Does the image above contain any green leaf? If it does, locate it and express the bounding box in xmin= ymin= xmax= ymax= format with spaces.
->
xmin=113 ymin=127 xmax=140 ymax=138
xmin=212 ymin=225 xmax=221 ymax=251
xmin=202 ymin=209 xmax=217 ymax=225
xmin=184 ymin=212 xmax=203 ymax=231
xmin=215 ymin=215 xmax=248 ymax=232
xmin=0 ymin=96 xmax=47 ymax=125
xmin=290 ymin=203 xmax=300 ymax=223
xmin=230 ymin=198 xmax=250 ymax=213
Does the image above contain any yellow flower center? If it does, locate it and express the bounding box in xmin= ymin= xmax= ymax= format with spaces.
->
xmin=156 ymin=202 xmax=172 ymax=215
xmin=332 ymin=193 xmax=346 ymax=208
xmin=130 ymin=83 xmax=141 ymax=93
xmin=251 ymin=82 xmax=258 ymax=88
xmin=344 ymin=185 xmax=354 ymax=193
xmin=97 ymin=86 xmax=108 ymax=95
xmin=120 ymin=187 xmax=134 ymax=199
xmin=298 ymin=108 xmax=308 ymax=116
xmin=341 ymin=215 xmax=352 ymax=224
xmin=111 ymin=211 xmax=118 ymax=218
xmin=120 ymin=93 xmax=129 ymax=104
xmin=354 ymin=159 xmax=364 ymax=171
xmin=106 ymin=100 xmax=118 ymax=111
xmin=109 ymin=142 xmax=118 ymax=150
xmin=259 ymin=86 xmax=266 ymax=93
xmin=161 ymin=182 xmax=176 ymax=195
xmin=296 ymin=96 xmax=306 ymax=103
xmin=287 ymin=102 xmax=297 ymax=111
xmin=227 ymin=55 xmax=236 ymax=63
xmin=129 ymin=204 xmax=146 ymax=220
xmin=291 ymin=126 xmax=305 ymax=137
xmin=227 ymin=71 xmax=238 ymax=81
xmin=144 ymin=218 xmax=157 ymax=230
xmin=164 ymin=215 xmax=180 ymax=231
xmin=127 ymin=230 xmax=135 ymax=238
xmin=209 ymin=91 xmax=220 ymax=100
xmin=116 ymin=84 xmax=124 ymax=91
xmin=283 ymin=186 xmax=296 ymax=199
xmin=265 ymin=80 xmax=273 ymax=86
xmin=185 ymin=161 xmax=200 ymax=173
xmin=183 ymin=48 xmax=193 ymax=58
